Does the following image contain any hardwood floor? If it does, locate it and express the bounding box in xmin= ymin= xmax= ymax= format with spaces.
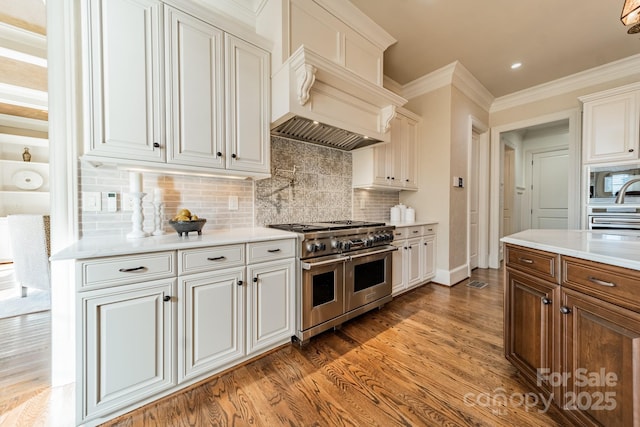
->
xmin=103 ymin=268 xmax=568 ymax=427
xmin=0 ymin=269 xmax=570 ymax=426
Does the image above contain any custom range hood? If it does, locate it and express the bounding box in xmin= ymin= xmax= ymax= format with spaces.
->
xmin=257 ymin=0 xmax=407 ymax=151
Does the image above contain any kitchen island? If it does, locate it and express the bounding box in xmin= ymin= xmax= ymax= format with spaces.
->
xmin=52 ymin=227 xmax=298 ymax=427
xmin=501 ymin=229 xmax=640 ymax=427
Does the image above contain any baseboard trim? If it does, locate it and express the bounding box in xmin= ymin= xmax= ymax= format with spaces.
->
xmin=433 ymin=264 xmax=470 ymax=286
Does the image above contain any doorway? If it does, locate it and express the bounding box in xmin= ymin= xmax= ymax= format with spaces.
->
xmin=489 ymin=110 xmax=580 ymax=268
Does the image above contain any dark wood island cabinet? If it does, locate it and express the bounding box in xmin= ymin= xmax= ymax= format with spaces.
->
xmin=504 ymin=242 xmax=640 ymax=427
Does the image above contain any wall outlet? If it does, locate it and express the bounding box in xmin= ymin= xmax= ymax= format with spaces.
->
xmin=452 ymin=176 xmax=464 ymax=188
xmin=82 ymin=192 xmax=102 ymax=212
xmin=121 ymin=192 xmax=133 ymax=212
xmin=228 ymin=195 xmax=239 ymax=211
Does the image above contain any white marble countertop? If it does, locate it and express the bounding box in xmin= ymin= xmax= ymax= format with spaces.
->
xmin=501 ymin=229 xmax=640 ymax=271
xmin=51 ymin=227 xmax=298 ymax=261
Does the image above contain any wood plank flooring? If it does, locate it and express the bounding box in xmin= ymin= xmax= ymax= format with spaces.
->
xmin=102 ymin=268 xmax=569 ymax=427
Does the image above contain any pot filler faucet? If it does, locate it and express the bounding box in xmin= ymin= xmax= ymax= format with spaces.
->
xmin=615 ymin=177 xmax=640 ymax=204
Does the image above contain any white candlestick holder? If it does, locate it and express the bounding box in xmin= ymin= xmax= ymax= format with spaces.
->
xmin=126 ymin=192 xmax=149 ymax=239
xmin=152 ymin=202 xmax=165 ymax=236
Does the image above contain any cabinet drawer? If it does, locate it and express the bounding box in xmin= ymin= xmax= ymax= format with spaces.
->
xmin=505 ymin=245 xmax=559 ymax=283
xmin=247 ymin=239 xmax=295 ymax=264
xmin=78 ymin=251 xmax=176 ymax=290
xmin=562 ymin=256 xmax=640 ymax=312
xmin=178 ymin=244 xmax=245 ymax=275
xmin=394 ymin=226 xmax=422 ymax=239
xmin=423 ymin=224 xmax=436 ymax=235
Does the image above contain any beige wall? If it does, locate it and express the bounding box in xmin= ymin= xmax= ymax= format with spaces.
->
xmin=449 ymin=86 xmax=489 ymax=269
xmin=401 ymin=86 xmax=452 ymax=275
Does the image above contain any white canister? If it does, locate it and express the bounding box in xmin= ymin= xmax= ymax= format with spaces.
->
xmin=390 ymin=206 xmax=401 ymax=222
xmin=397 ymin=204 xmax=407 ymax=222
xmin=405 ymin=207 xmax=415 ymax=223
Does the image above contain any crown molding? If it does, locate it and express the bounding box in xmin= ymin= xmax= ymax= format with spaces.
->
xmin=190 ymin=0 xmax=257 ymax=27
xmin=313 ymin=0 xmax=397 ymax=50
xmin=401 ymin=62 xmax=457 ymax=100
xmin=450 ymin=62 xmax=494 ymax=111
xmin=491 ymin=53 xmax=640 ymax=113
xmin=382 ymin=75 xmax=403 ymax=95
xmin=399 ymin=61 xmax=493 ymax=111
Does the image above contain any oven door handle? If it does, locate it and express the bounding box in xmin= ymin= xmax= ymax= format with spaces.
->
xmin=301 ymin=256 xmax=350 ymax=270
xmin=348 ymin=246 xmax=398 ymax=260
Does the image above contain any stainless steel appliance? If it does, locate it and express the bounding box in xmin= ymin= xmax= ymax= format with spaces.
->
xmin=588 ymin=165 xmax=640 ymax=229
xmin=269 ymin=220 xmax=396 ymax=344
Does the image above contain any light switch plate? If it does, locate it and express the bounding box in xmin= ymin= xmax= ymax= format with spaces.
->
xmin=121 ymin=192 xmax=133 ymax=212
xmin=82 ymin=192 xmax=101 ymax=212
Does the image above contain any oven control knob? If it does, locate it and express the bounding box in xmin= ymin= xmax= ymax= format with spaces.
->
xmin=306 ymin=242 xmax=317 ymax=253
xmin=331 ymin=240 xmax=342 ymax=249
xmin=343 ymin=241 xmax=352 ymax=251
xmin=316 ymin=242 xmax=326 ymax=251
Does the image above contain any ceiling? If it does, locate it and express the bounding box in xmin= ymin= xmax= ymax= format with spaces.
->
xmin=350 ymin=0 xmax=640 ymax=98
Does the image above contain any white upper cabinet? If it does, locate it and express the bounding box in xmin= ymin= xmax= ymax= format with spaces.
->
xmin=83 ymin=0 xmax=271 ymax=178
xmin=85 ymin=0 xmax=165 ymax=163
xmin=352 ymin=108 xmax=420 ymax=191
xmin=581 ymin=83 xmax=640 ymax=165
xmin=225 ymin=34 xmax=270 ymax=174
xmin=165 ymin=7 xmax=225 ymax=168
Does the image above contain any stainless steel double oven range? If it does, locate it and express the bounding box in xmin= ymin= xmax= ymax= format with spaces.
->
xmin=269 ymin=221 xmax=396 ymax=344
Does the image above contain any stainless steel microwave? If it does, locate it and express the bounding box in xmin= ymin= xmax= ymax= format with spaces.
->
xmin=589 ymin=165 xmax=640 ymax=202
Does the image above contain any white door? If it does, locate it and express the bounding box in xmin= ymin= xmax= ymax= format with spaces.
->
xmin=391 ymin=240 xmax=405 ymax=295
xmin=503 ymin=146 xmax=515 ymax=236
xmin=225 ymin=34 xmax=270 ymax=173
xmin=469 ymin=131 xmax=479 ymax=269
xmin=179 ymin=267 xmax=244 ymax=382
xmin=246 ymin=259 xmax=295 ymax=354
xmin=84 ymin=279 xmax=175 ymax=419
xmin=165 ymin=7 xmax=225 ymax=168
xmin=87 ymin=0 xmax=164 ymax=162
xmin=531 ymin=149 xmax=569 ymax=229
xmin=406 ymin=237 xmax=421 ymax=288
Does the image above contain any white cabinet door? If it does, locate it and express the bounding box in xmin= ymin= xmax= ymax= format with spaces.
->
xmin=583 ymin=91 xmax=640 ymax=164
xmin=82 ymin=279 xmax=175 ymax=420
xmin=391 ymin=241 xmax=405 ymax=295
xmin=165 ymin=7 xmax=225 ymax=168
xmin=178 ymin=267 xmax=244 ymax=382
xmin=246 ymin=259 xmax=295 ymax=354
xmin=401 ymin=115 xmax=418 ymax=189
xmin=420 ymin=235 xmax=436 ymax=281
xmin=225 ymin=34 xmax=270 ymax=174
xmin=85 ymin=0 xmax=164 ymax=162
xmin=406 ymin=237 xmax=422 ymax=288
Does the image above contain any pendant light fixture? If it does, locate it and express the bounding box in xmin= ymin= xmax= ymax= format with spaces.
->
xmin=621 ymin=0 xmax=640 ymax=33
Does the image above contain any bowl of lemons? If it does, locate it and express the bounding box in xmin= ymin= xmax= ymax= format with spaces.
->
xmin=168 ymin=209 xmax=206 ymax=236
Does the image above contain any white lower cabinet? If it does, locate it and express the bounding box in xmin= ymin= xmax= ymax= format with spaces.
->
xmin=81 ymin=278 xmax=176 ymax=421
xmin=246 ymin=258 xmax=295 ymax=354
xmin=392 ymin=224 xmax=437 ymax=296
xmin=76 ymin=237 xmax=295 ymax=426
xmin=178 ymin=267 xmax=245 ymax=382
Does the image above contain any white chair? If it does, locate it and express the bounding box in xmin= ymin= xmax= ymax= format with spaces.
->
xmin=7 ymin=214 xmax=51 ymax=297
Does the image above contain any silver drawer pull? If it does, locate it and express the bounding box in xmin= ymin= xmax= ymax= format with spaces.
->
xmin=207 ymin=256 xmax=226 ymax=261
xmin=518 ymin=258 xmax=534 ymax=264
xmin=267 ymin=249 xmax=281 ymax=253
xmin=118 ymin=266 xmax=146 ymax=273
xmin=588 ymin=277 xmax=616 ymax=287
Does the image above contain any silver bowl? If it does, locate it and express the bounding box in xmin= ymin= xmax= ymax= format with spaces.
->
xmin=168 ymin=218 xmax=206 ymax=236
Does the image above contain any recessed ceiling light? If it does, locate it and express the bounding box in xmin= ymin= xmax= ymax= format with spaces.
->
xmin=511 ymin=62 xmax=522 ymax=70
